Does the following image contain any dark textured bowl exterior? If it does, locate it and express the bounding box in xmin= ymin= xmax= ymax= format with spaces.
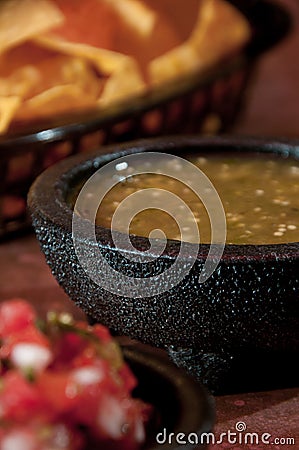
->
xmin=28 ymin=136 xmax=299 ymax=392
xmin=123 ymin=345 xmax=214 ymax=449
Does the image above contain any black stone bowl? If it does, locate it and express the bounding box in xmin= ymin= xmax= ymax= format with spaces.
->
xmin=28 ymin=135 xmax=299 ymax=393
xmin=123 ymin=344 xmax=214 ymax=449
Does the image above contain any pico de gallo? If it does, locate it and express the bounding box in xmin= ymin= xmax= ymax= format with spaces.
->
xmin=0 ymin=299 xmax=152 ymax=450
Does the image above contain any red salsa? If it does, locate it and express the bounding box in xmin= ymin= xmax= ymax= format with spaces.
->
xmin=0 ymin=299 xmax=151 ymax=450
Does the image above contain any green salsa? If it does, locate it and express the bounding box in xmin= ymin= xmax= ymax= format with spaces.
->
xmin=92 ymin=153 xmax=299 ymax=245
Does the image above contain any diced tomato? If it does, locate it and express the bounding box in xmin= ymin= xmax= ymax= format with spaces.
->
xmin=36 ymin=371 xmax=76 ymax=416
xmin=51 ymin=331 xmax=86 ymax=369
xmin=40 ymin=422 xmax=84 ymax=450
xmin=0 ymin=422 xmax=84 ymax=450
xmin=0 ymin=426 xmax=38 ymax=450
xmin=0 ymin=371 xmax=48 ymax=422
xmin=93 ymin=323 xmax=114 ymax=343
xmin=0 ymin=299 xmax=36 ymax=336
xmin=118 ymin=363 xmax=138 ymax=392
xmin=0 ymin=324 xmax=50 ymax=360
xmin=0 ymin=299 xmax=151 ymax=449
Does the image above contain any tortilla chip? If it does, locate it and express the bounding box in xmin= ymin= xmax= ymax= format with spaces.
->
xmin=0 ymin=96 xmax=21 ymax=133
xmin=110 ymin=1 xmax=181 ymax=79
xmin=0 ymin=66 xmax=40 ymax=98
xmin=143 ymin=0 xmax=202 ymax=41
xmin=0 ymin=47 xmax=104 ymax=125
xmin=50 ymin=0 xmax=117 ymax=48
xmin=1 ymin=40 xmax=102 ymax=99
xmin=149 ymin=0 xmax=251 ymax=85
xmin=35 ymin=35 xmax=140 ymax=75
xmin=15 ymin=84 xmax=98 ymax=120
xmin=34 ymin=35 xmax=147 ymax=101
xmin=102 ymin=0 xmax=157 ymax=37
xmin=22 ymin=53 xmax=102 ymax=100
xmin=0 ymin=0 xmax=251 ymax=134
xmin=98 ymin=59 xmax=147 ymax=107
xmin=189 ymin=0 xmax=251 ymax=62
xmin=149 ymin=43 xmax=201 ymax=86
xmin=0 ymin=0 xmax=64 ymax=54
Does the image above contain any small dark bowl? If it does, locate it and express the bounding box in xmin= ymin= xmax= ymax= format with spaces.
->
xmin=28 ymin=136 xmax=299 ymax=393
xmin=123 ymin=344 xmax=214 ymax=449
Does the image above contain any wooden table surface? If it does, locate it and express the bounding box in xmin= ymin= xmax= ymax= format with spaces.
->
xmin=0 ymin=0 xmax=298 ymax=448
